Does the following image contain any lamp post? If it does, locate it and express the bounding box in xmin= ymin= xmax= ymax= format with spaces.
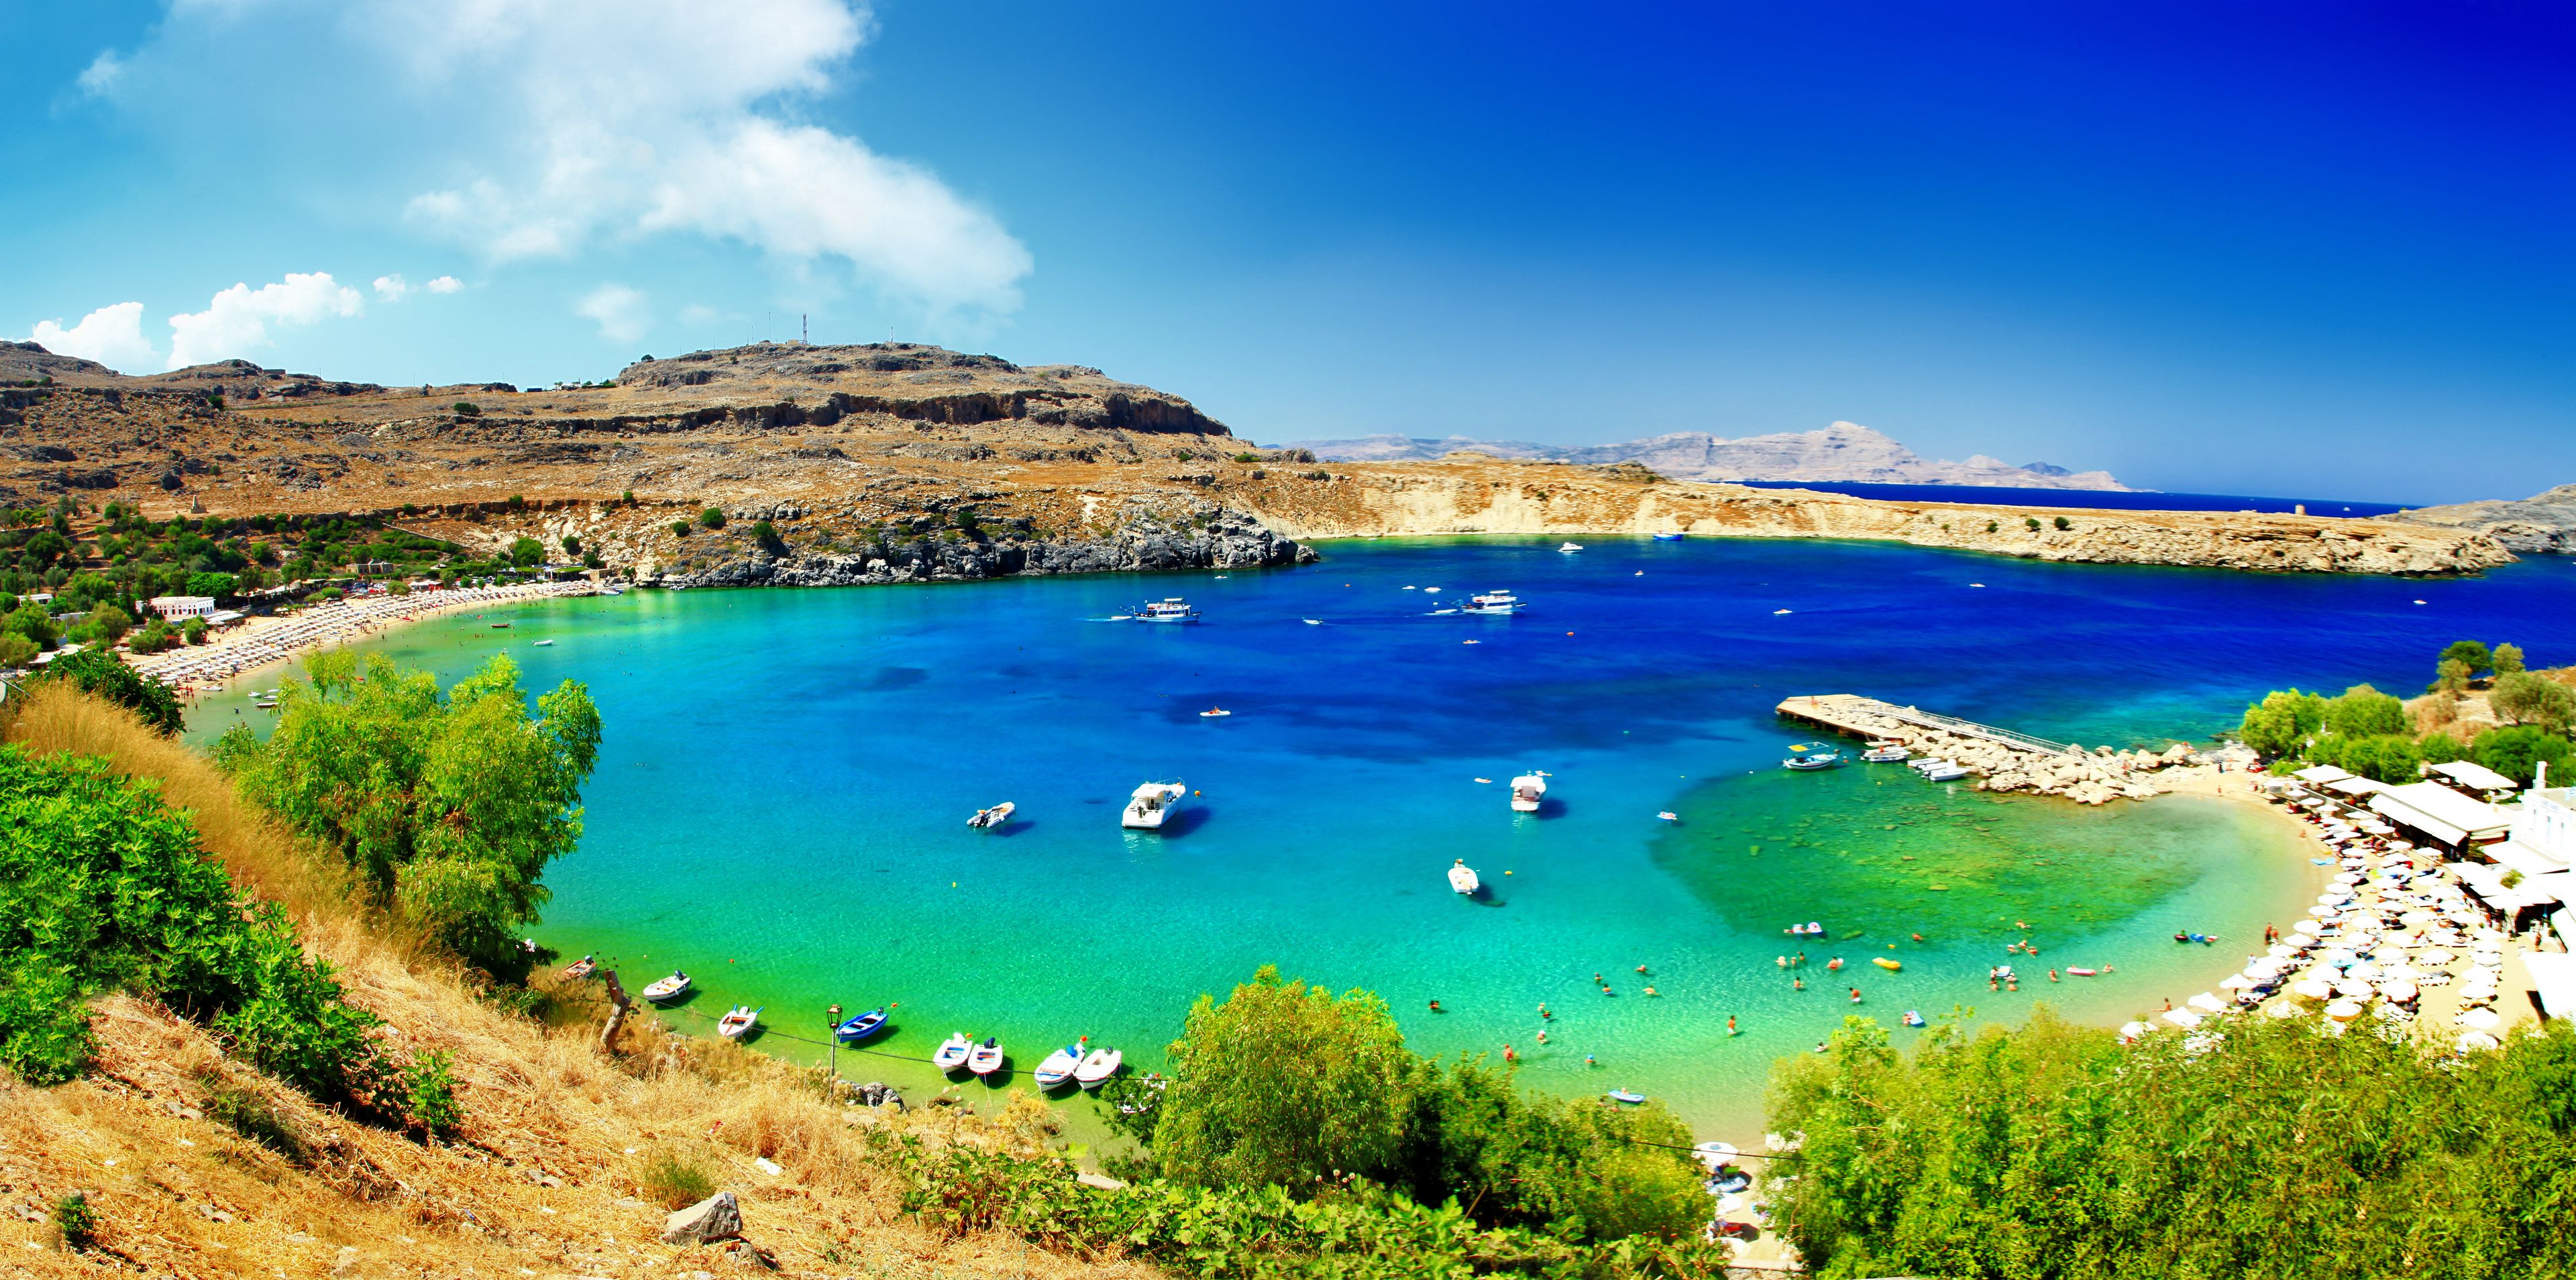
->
xmin=826 ymin=1003 xmax=843 ymax=1083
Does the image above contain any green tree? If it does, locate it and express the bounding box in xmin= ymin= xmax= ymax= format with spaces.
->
xmin=2334 ymin=733 xmax=2422 ymax=784
xmin=2237 ymin=689 xmax=2326 ymax=759
xmin=0 ymin=632 xmax=36 ymax=669
xmin=2441 ymin=639 xmax=2495 ymax=680
xmin=2490 ymin=672 xmax=2576 ymax=733
xmin=2052 ymin=515 xmax=2072 ymax=530
xmin=2322 ymin=684 xmax=2408 ymax=738
xmin=751 ymin=520 xmax=783 ymax=553
xmin=2470 ymin=725 xmax=2575 ymax=788
xmin=2418 ymin=731 xmax=2468 ymax=766
xmin=81 ymin=604 xmax=133 ymax=645
xmin=217 ymin=653 xmax=601 ymax=974
xmin=2492 ymin=643 xmax=2526 ymax=677
xmin=560 ymin=533 xmax=581 ymax=557
xmin=2433 ymin=657 xmax=2474 ymax=696
xmin=508 ymin=536 xmax=545 ymax=568
xmin=180 ymin=617 xmax=209 ymax=646
xmin=34 ymin=649 xmax=182 ymax=734
xmin=185 ymin=571 xmax=239 ymax=600
xmin=1154 ymin=965 xmax=1419 ymax=1191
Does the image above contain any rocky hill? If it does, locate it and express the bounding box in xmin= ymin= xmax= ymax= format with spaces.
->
xmin=1271 ymin=421 xmax=2133 ymax=490
xmin=2392 ymin=484 xmax=2576 ymax=554
xmin=0 ymin=340 xmax=2513 ymax=578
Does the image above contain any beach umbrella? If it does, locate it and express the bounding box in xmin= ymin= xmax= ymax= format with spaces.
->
xmin=2459 ymin=1008 xmax=2503 ymax=1030
xmin=2268 ymin=944 xmax=2299 ymax=959
xmin=2161 ymin=1008 xmax=2206 ymax=1028
xmin=2334 ymin=979 xmax=2373 ymax=999
xmin=2346 ymin=963 xmax=2383 ymax=981
xmin=2380 ymin=981 xmax=2417 ymax=1003
xmin=2187 ymin=992 xmax=2226 ymax=1013
xmin=1695 ymin=1141 xmax=1739 ymax=1171
xmin=2220 ymin=974 xmax=2253 ymax=990
xmin=2457 ymin=1030 xmax=2502 ymax=1052
xmin=2118 ymin=1021 xmax=2152 ymax=1038
xmin=2325 ymin=1000 xmax=2365 ymax=1022
xmin=2293 ymin=979 xmax=2334 ymax=1002
xmin=2419 ymin=949 xmax=2453 ymax=965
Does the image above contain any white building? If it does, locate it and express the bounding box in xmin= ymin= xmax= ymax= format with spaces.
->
xmin=2370 ymin=780 xmax=2512 ymax=851
xmin=2493 ymin=763 xmax=2574 ymax=876
xmin=146 ymin=595 xmax=217 ymax=620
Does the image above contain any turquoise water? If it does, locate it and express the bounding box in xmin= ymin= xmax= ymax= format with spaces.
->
xmin=186 ymin=539 xmax=2576 ymax=1133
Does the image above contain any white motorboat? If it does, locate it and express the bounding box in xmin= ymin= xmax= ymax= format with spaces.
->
xmin=533 ymin=639 xmax=555 ymax=647
xmin=716 ymin=1005 xmax=761 ymax=1039
xmin=640 ymin=971 xmax=692 ymax=1003
xmin=1861 ymin=743 xmax=1910 ymax=763
xmin=1075 ymin=1047 xmax=1124 ymax=1088
xmin=967 ymin=801 xmax=1016 ymax=829
xmin=966 ymin=1037 xmax=1005 ymax=1077
xmin=1302 ymin=619 xmax=1322 ymax=625
xmin=1122 ymin=782 xmax=1187 ymax=830
xmin=1199 ymin=707 xmax=1232 ymax=718
xmin=1922 ymin=761 xmax=1972 ymax=782
xmin=1558 ymin=542 xmax=1584 ymax=553
xmin=1135 ymin=598 xmax=1199 ymax=623
xmin=1462 ymin=590 xmax=1522 ymax=615
xmin=1510 ymin=773 xmax=1548 ymax=813
xmin=1448 ymin=859 xmax=1481 ymax=894
xmin=1034 ymin=1044 xmax=1085 ymax=1089
xmin=932 ymin=1032 xmax=973 ymax=1072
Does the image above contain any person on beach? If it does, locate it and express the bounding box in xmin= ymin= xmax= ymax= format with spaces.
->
xmin=2161 ymin=998 xmax=2173 ymax=1012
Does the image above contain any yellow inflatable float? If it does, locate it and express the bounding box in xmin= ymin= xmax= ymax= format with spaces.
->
xmin=1873 ymin=957 xmax=1902 ymax=972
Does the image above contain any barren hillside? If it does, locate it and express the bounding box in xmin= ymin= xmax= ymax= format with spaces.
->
xmin=0 ymin=340 xmax=2514 ymax=579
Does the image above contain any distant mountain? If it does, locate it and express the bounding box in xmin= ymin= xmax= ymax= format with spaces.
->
xmin=2391 ymin=484 xmax=2576 ymax=554
xmin=1267 ymin=422 xmax=2133 ymax=491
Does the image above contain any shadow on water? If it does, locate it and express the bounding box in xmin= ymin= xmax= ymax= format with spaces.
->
xmin=985 ymin=820 xmax=1035 ymax=839
xmin=1152 ymin=806 xmax=1214 ymax=837
xmin=868 ymin=666 xmax=930 ymax=690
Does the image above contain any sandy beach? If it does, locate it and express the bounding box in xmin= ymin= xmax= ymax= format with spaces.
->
xmin=126 ymin=580 xmax=601 ymax=691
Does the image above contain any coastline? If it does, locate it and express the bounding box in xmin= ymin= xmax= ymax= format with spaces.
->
xmin=128 ymin=580 xmax=600 ymax=692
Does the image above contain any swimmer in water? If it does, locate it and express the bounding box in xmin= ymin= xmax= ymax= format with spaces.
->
xmin=1727 ymin=1015 xmax=1738 ymax=1036
xmin=1538 ymin=1003 xmax=1550 ymax=1020
xmin=1792 ymin=976 xmax=1805 ymax=991
xmin=1849 ymin=987 xmax=1862 ymax=1003
xmin=2049 ymin=968 xmax=2060 ymax=982
xmin=1644 ymin=985 xmax=1658 ymax=997
xmin=1911 ymin=932 xmax=1925 ymax=943
xmin=1428 ymin=1000 xmax=1442 ymax=1012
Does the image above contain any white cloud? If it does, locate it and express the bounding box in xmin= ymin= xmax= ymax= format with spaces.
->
xmin=78 ymin=51 xmax=125 ymax=97
xmin=576 ymin=284 xmax=649 ymax=344
xmin=425 ymin=274 xmax=462 ymax=293
xmin=30 ymin=303 xmax=159 ymax=372
xmin=85 ymin=0 xmax=1030 ymax=322
xmin=372 ymin=273 xmax=411 ymax=302
xmin=166 ymin=271 xmax=364 ymax=369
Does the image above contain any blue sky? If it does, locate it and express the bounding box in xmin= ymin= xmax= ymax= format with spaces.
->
xmin=5 ymin=1 xmax=2569 ymax=502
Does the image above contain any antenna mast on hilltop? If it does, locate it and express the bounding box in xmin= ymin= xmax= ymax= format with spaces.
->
xmin=802 ymin=313 xmax=808 ymax=345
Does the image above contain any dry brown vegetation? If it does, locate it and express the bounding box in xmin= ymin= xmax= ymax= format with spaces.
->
xmin=2408 ymin=665 xmax=2576 ymax=741
xmin=0 ymin=686 xmax=1164 ymax=1279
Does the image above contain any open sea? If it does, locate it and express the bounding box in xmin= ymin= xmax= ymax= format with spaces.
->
xmin=186 ymin=537 xmax=2576 ymax=1136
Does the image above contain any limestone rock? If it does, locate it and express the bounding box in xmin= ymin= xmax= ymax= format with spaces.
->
xmin=662 ymin=1191 xmax=743 ymax=1245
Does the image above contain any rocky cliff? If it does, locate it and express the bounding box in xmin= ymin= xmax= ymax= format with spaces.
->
xmin=2391 ymin=484 xmax=2576 ymax=554
xmin=1273 ymin=421 xmax=2132 ymax=490
xmin=1240 ymin=458 xmax=2510 ymax=576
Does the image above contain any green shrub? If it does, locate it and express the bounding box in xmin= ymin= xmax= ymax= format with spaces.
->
xmin=402 ymin=1050 xmax=463 ymax=1138
xmin=2052 ymin=515 xmax=2072 ymax=530
xmin=1232 ymin=452 xmax=1260 ymax=464
xmin=0 ymin=747 xmax=386 ymax=1100
xmin=698 ymin=507 xmax=727 ymax=530
xmin=639 ymin=1147 xmax=718 ymax=1208
xmin=2025 ymin=516 xmax=2042 ymax=531
xmin=34 ymin=648 xmax=182 ymax=735
xmin=452 ymin=401 xmax=482 ymax=417
xmin=669 ymin=521 xmax=691 ymax=537
xmin=50 ymin=1191 xmax=95 ymax=1250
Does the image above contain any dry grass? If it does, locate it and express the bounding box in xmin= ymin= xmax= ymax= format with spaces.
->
xmin=0 ymin=688 xmax=1168 ymax=1279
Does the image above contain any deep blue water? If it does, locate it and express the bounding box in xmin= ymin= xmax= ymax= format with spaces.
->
xmin=187 ymin=538 xmax=2575 ymax=1133
xmin=1735 ymin=480 xmax=2413 ymax=517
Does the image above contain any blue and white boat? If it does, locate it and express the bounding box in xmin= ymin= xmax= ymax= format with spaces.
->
xmin=1607 ymin=1089 xmax=1647 ymax=1104
xmin=1034 ymin=1043 xmax=1085 ymax=1089
xmin=1461 ymin=590 xmax=1522 ymax=615
xmin=1652 ymin=531 xmax=1686 ymax=541
xmin=833 ymin=1008 xmax=888 ymax=1043
xmin=1134 ymin=598 xmax=1199 ymax=623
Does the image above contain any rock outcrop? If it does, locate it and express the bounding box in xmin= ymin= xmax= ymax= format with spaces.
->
xmin=1244 ymin=460 xmax=2511 ymax=576
xmin=2391 ymin=484 xmax=2576 ymax=554
xmin=1274 ymin=422 xmax=2132 ymax=491
xmin=647 ymin=505 xmax=1313 ymax=589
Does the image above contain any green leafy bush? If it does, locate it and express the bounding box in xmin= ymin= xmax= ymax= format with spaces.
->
xmin=698 ymin=506 xmax=727 ymax=530
xmin=0 ymin=747 xmax=384 ymax=1100
xmin=639 ymin=1147 xmax=718 ymax=1208
xmin=205 ymin=1078 xmax=312 ymax=1163
xmin=402 ymin=1050 xmax=463 ymax=1138
xmin=216 ymin=653 xmax=600 ymax=975
xmin=51 ymin=1191 xmax=95 ymax=1250
xmin=452 ymin=401 xmax=482 ymax=417
xmin=2052 ymin=515 xmax=2072 ymax=530
xmin=34 ymin=648 xmax=182 ymax=735
xmin=1769 ymin=1010 xmax=2576 ymax=1280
